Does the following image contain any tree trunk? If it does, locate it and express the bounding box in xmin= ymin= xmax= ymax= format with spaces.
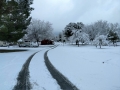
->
xmin=100 ymin=44 xmax=101 ymax=48
xmin=99 ymin=39 xmax=102 ymax=48
xmin=36 ymin=40 xmax=39 ymax=47
xmin=78 ymin=41 xmax=79 ymax=47
xmin=113 ymin=40 xmax=115 ymax=47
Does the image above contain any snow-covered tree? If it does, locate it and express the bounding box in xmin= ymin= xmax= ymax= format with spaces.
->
xmin=0 ymin=0 xmax=33 ymax=42
xmin=69 ymin=30 xmax=90 ymax=46
xmin=64 ymin=23 xmax=74 ymax=40
xmin=82 ymin=25 xmax=95 ymax=41
xmin=63 ymin=22 xmax=84 ymax=41
xmin=93 ymin=35 xmax=108 ymax=48
xmin=26 ymin=19 xmax=53 ymax=46
xmin=118 ymin=25 xmax=120 ymax=40
xmin=107 ymin=30 xmax=119 ymax=46
xmin=64 ymin=29 xmax=73 ymax=41
xmin=76 ymin=31 xmax=89 ymax=46
xmin=83 ymin=20 xmax=110 ymax=41
xmin=58 ymin=33 xmax=62 ymax=42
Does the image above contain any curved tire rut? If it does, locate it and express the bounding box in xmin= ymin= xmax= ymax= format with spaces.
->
xmin=44 ymin=49 xmax=79 ymax=90
xmin=13 ymin=45 xmax=79 ymax=90
xmin=13 ymin=52 xmax=38 ymax=90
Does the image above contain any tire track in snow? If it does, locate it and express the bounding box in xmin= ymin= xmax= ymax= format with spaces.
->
xmin=44 ymin=49 xmax=79 ymax=90
xmin=12 ymin=45 xmax=57 ymax=90
xmin=13 ymin=52 xmax=38 ymax=90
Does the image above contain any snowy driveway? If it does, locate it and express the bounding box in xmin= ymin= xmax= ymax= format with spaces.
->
xmin=29 ymin=49 xmax=60 ymax=90
xmin=0 ymin=46 xmax=60 ymax=90
xmin=0 ymin=49 xmax=38 ymax=90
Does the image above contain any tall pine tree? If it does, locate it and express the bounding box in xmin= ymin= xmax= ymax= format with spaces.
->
xmin=107 ymin=30 xmax=119 ymax=45
xmin=0 ymin=0 xmax=34 ymax=42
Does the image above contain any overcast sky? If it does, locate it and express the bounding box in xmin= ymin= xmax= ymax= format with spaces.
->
xmin=31 ymin=0 xmax=120 ymax=34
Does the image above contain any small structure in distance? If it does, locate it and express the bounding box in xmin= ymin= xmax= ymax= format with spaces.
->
xmin=41 ymin=39 xmax=54 ymax=45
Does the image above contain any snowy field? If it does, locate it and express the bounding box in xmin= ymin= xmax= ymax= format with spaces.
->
xmin=48 ymin=43 xmax=120 ymax=90
xmin=0 ymin=45 xmax=60 ymax=90
xmin=0 ymin=43 xmax=120 ymax=90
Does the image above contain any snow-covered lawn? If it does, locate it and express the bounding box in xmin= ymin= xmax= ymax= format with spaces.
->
xmin=0 ymin=46 xmax=60 ymax=90
xmin=48 ymin=44 xmax=120 ymax=90
xmin=0 ymin=49 xmax=37 ymax=90
xmin=0 ymin=43 xmax=120 ymax=90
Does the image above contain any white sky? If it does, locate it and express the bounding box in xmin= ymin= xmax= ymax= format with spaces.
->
xmin=31 ymin=0 xmax=120 ymax=34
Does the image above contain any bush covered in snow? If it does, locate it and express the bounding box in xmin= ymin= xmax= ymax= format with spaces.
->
xmin=68 ymin=31 xmax=90 ymax=46
xmin=93 ymin=35 xmax=108 ymax=48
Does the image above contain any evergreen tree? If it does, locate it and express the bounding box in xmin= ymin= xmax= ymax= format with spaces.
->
xmin=64 ymin=29 xmax=73 ymax=39
xmin=0 ymin=0 xmax=6 ymax=28
xmin=17 ymin=0 xmax=34 ymax=30
xmin=0 ymin=0 xmax=16 ymax=42
xmin=58 ymin=33 xmax=62 ymax=41
xmin=0 ymin=0 xmax=33 ymax=42
xmin=64 ymin=23 xmax=74 ymax=39
xmin=64 ymin=22 xmax=84 ymax=41
xmin=107 ymin=30 xmax=119 ymax=45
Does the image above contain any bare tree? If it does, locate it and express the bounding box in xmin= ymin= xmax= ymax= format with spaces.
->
xmin=26 ymin=19 xmax=53 ymax=46
xmin=83 ymin=20 xmax=109 ymax=41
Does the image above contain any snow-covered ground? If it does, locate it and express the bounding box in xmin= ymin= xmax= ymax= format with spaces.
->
xmin=29 ymin=49 xmax=60 ymax=90
xmin=1 ymin=43 xmax=120 ymax=90
xmin=0 ymin=46 xmax=60 ymax=90
xmin=0 ymin=49 xmax=38 ymax=90
xmin=48 ymin=43 xmax=120 ymax=90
